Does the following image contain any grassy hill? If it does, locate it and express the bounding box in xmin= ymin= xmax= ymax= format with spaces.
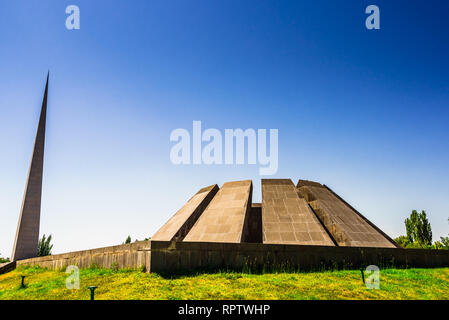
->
xmin=0 ymin=266 xmax=448 ymax=300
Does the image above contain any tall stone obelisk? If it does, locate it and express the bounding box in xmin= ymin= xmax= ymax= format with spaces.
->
xmin=11 ymin=73 xmax=49 ymax=261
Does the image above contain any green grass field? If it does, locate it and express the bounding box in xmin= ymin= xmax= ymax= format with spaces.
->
xmin=0 ymin=266 xmax=448 ymax=300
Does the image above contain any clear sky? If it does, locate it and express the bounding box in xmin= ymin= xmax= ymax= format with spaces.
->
xmin=1 ymin=0 xmax=448 ymax=256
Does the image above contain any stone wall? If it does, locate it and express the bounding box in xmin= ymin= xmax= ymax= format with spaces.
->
xmin=0 ymin=261 xmax=16 ymax=274
xmin=17 ymin=241 xmax=151 ymax=271
xmin=15 ymin=240 xmax=449 ymax=274
xmin=149 ymin=241 xmax=449 ymax=273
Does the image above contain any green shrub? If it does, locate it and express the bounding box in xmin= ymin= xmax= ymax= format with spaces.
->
xmin=37 ymin=234 xmax=53 ymax=257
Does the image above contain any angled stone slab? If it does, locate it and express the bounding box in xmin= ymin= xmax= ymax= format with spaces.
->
xmin=184 ymin=180 xmax=252 ymax=243
xmin=297 ymin=180 xmax=396 ymax=248
xmin=152 ymin=184 xmax=219 ymax=241
xmin=262 ymin=179 xmax=335 ymax=246
xmin=245 ymin=203 xmax=262 ymax=243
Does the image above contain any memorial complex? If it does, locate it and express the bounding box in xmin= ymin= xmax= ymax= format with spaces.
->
xmin=1 ymin=75 xmax=448 ymax=276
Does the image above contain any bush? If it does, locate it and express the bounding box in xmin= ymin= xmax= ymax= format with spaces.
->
xmin=393 ymin=235 xmax=410 ymax=248
xmin=37 ymin=234 xmax=53 ymax=256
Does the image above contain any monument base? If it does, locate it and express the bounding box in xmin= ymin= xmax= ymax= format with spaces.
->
xmin=14 ymin=240 xmax=449 ymax=274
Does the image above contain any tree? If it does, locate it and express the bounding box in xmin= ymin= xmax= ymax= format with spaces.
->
xmin=125 ymin=235 xmax=131 ymax=244
xmin=439 ymin=218 xmax=449 ymax=249
xmin=440 ymin=236 xmax=449 ymax=248
xmin=37 ymin=234 xmax=53 ymax=256
xmin=405 ymin=210 xmax=432 ymax=248
xmin=393 ymin=235 xmax=410 ymax=248
xmin=0 ymin=254 xmax=10 ymax=263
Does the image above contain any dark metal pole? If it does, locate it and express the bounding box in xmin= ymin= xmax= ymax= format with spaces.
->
xmin=21 ymin=275 xmax=25 ymax=288
xmin=360 ymin=268 xmax=365 ymax=284
xmin=88 ymin=286 xmax=97 ymax=300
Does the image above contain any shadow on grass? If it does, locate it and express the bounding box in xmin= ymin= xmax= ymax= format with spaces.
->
xmin=10 ymin=259 xmax=423 ymax=281
xmin=153 ymin=257 xmax=423 ymax=279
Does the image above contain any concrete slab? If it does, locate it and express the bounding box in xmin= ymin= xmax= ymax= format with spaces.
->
xmin=262 ymin=179 xmax=335 ymax=246
xmin=297 ymin=180 xmax=396 ymax=248
xmin=152 ymin=184 xmax=219 ymax=241
xmin=184 ymin=180 xmax=252 ymax=243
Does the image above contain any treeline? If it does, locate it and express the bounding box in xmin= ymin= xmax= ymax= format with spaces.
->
xmin=394 ymin=210 xmax=449 ymax=249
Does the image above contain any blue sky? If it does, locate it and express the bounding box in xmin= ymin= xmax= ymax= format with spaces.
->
xmin=1 ymin=0 xmax=448 ymax=256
